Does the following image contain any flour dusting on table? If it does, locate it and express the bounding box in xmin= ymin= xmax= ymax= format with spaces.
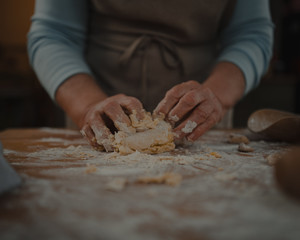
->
xmin=2 ymin=129 xmax=299 ymax=240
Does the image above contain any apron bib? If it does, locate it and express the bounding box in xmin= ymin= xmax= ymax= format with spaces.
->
xmin=85 ymin=0 xmax=236 ymax=111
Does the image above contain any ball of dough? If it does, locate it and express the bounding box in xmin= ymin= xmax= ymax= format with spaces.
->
xmin=113 ymin=111 xmax=175 ymax=155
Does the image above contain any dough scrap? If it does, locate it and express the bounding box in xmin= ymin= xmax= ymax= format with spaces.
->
xmin=238 ymin=143 xmax=254 ymax=152
xmin=228 ymin=133 xmax=250 ymax=144
xmin=99 ymin=111 xmax=175 ymax=155
xmin=137 ymin=172 xmax=182 ymax=186
xmin=85 ymin=164 xmax=98 ymax=174
xmin=209 ymin=152 xmax=222 ymax=158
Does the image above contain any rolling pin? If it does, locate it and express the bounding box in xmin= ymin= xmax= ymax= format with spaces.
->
xmin=275 ymin=146 xmax=300 ymax=201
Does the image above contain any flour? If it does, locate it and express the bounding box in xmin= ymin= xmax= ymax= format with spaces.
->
xmin=3 ymin=129 xmax=299 ymax=240
xmin=39 ymin=127 xmax=79 ymax=136
xmin=85 ymin=164 xmax=98 ymax=174
xmin=36 ymin=137 xmax=86 ymax=146
xmin=168 ymin=115 xmax=179 ymax=122
xmin=26 ymin=145 xmax=99 ymax=161
xmin=181 ymin=120 xmax=197 ymax=133
xmin=214 ymin=172 xmax=237 ymax=181
xmin=137 ymin=172 xmax=182 ymax=186
xmin=106 ymin=178 xmax=127 ymax=191
xmin=115 ymin=121 xmax=136 ymax=134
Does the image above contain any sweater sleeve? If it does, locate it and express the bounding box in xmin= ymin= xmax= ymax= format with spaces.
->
xmin=217 ymin=0 xmax=274 ymax=94
xmin=27 ymin=0 xmax=92 ymax=100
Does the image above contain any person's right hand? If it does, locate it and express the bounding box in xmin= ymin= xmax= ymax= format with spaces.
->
xmin=80 ymin=94 xmax=145 ymax=151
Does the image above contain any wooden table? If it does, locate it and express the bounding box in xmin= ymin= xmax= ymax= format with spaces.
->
xmin=1 ymin=128 xmax=300 ymax=240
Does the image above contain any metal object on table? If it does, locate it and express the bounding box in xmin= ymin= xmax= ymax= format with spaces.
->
xmin=0 ymin=141 xmax=21 ymax=194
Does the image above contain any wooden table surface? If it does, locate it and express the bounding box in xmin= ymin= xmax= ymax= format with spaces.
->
xmin=0 ymin=128 xmax=300 ymax=240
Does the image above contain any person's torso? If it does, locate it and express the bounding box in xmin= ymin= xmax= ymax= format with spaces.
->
xmin=86 ymin=0 xmax=236 ymax=110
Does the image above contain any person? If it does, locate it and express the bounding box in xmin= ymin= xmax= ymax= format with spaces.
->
xmin=27 ymin=0 xmax=274 ymax=149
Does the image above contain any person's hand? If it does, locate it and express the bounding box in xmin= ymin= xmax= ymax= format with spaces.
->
xmin=154 ymin=80 xmax=224 ymax=141
xmin=80 ymin=94 xmax=145 ymax=151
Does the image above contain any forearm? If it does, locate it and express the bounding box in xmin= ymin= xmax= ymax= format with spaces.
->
xmin=203 ymin=61 xmax=245 ymax=113
xmin=27 ymin=0 xmax=91 ymax=100
xmin=217 ymin=0 xmax=274 ymax=94
xmin=55 ymin=74 xmax=108 ymax=128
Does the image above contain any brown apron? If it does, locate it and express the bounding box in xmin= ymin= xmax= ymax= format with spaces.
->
xmin=85 ymin=0 xmax=236 ymax=111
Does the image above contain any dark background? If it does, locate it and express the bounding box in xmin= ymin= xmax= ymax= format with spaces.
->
xmin=0 ymin=0 xmax=299 ymax=130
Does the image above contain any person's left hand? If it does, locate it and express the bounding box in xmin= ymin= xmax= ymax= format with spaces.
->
xmin=154 ymin=80 xmax=224 ymax=141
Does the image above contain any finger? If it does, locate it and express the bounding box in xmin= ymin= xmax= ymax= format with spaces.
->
xmin=187 ymin=114 xmax=219 ymax=141
xmin=103 ymin=100 xmax=132 ymax=126
xmin=173 ymin=101 xmax=214 ymax=138
xmin=103 ymin=101 xmax=134 ymax=133
xmin=89 ymin=114 xmax=114 ymax=152
xmin=168 ymin=88 xmax=209 ymax=124
xmin=154 ymin=80 xmax=200 ymax=117
xmin=80 ymin=124 xmax=98 ymax=148
xmin=118 ymin=95 xmax=146 ymax=120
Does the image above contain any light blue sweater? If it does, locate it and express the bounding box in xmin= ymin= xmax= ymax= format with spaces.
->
xmin=27 ymin=0 xmax=274 ymax=100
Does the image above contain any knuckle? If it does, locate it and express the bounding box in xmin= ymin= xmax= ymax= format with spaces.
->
xmin=86 ymin=111 xmax=102 ymax=126
xmin=81 ymin=124 xmax=89 ymax=132
xmin=194 ymin=122 xmax=210 ymax=135
xmin=85 ymin=112 xmax=96 ymax=123
xmin=203 ymin=87 xmax=214 ymax=98
xmin=102 ymin=100 xmax=117 ymax=110
xmin=181 ymin=92 xmax=198 ymax=107
xmin=110 ymin=94 xmax=126 ymax=103
xmin=166 ymin=87 xmax=179 ymax=97
xmin=123 ymin=97 xmax=143 ymax=110
xmin=187 ymin=80 xmax=199 ymax=87
xmin=80 ymin=127 xmax=88 ymax=138
xmin=194 ymin=108 xmax=209 ymax=120
xmin=165 ymin=90 xmax=180 ymax=102
xmin=210 ymin=114 xmax=219 ymax=124
xmin=115 ymin=93 xmax=126 ymax=98
xmin=126 ymin=96 xmax=140 ymax=105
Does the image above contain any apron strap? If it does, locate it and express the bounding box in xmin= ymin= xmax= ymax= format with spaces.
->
xmin=119 ymin=35 xmax=184 ymax=102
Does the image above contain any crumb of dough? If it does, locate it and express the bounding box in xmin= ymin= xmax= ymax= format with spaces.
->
xmin=97 ymin=137 xmax=115 ymax=152
xmin=228 ymin=133 xmax=250 ymax=144
xmin=181 ymin=120 xmax=197 ymax=134
xmin=238 ymin=143 xmax=254 ymax=152
xmin=106 ymin=178 xmax=127 ymax=192
xmin=114 ymin=121 xmax=136 ymax=134
xmin=210 ymin=152 xmax=222 ymax=158
xmin=137 ymin=172 xmax=182 ymax=186
xmin=85 ymin=164 xmax=98 ymax=174
xmin=266 ymin=152 xmax=283 ymax=166
xmin=168 ymin=115 xmax=179 ymax=122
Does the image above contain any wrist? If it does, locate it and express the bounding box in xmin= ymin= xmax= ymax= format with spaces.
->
xmin=203 ymin=62 xmax=245 ymax=111
xmin=55 ymin=74 xmax=107 ymax=128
